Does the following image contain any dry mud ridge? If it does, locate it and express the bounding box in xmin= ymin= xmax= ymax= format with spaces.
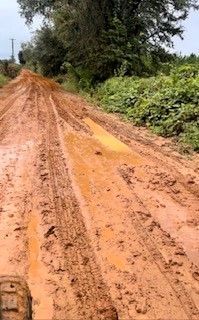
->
xmin=0 ymin=70 xmax=199 ymax=320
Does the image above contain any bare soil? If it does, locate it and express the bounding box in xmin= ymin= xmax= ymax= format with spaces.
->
xmin=0 ymin=70 xmax=199 ymax=319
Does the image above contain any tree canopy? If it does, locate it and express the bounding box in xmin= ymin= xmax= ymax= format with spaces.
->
xmin=17 ymin=0 xmax=199 ymax=79
xmin=21 ymin=26 xmax=66 ymax=75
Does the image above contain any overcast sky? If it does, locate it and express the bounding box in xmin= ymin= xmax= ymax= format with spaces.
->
xmin=0 ymin=0 xmax=41 ymax=60
xmin=0 ymin=0 xmax=199 ymax=61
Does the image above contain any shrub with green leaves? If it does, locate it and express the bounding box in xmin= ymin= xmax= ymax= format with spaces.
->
xmin=0 ymin=61 xmax=21 ymax=79
xmin=61 ymin=63 xmax=94 ymax=93
xmin=0 ymin=74 xmax=9 ymax=88
xmin=95 ymin=65 xmax=199 ymax=151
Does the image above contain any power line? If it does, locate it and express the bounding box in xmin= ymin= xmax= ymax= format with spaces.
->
xmin=10 ymin=38 xmax=16 ymax=63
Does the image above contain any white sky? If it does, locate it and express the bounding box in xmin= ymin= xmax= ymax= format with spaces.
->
xmin=0 ymin=0 xmax=199 ymax=60
xmin=173 ymin=9 xmax=199 ymax=55
xmin=0 ymin=0 xmax=41 ymax=60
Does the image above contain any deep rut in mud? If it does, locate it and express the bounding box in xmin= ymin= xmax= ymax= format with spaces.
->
xmin=0 ymin=70 xmax=198 ymax=319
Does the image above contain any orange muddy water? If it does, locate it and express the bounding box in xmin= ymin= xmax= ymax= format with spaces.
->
xmin=0 ymin=70 xmax=199 ymax=319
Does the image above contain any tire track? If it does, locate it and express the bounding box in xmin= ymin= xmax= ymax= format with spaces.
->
xmin=37 ymin=88 xmax=118 ymax=319
xmin=0 ymin=70 xmax=198 ymax=319
xmin=119 ymin=166 xmax=199 ymax=319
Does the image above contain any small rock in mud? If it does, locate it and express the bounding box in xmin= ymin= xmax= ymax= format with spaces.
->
xmin=135 ymin=297 xmax=148 ymax=314
xmin=69 ymin=276 xmax=77 ymax=284
xmin=148 ymin=220 xmax=160 ymax=232
xmin=165 ymin=177 xmax=177 ymax=186
xmin=95 ymin=229 xmax=100 ymax=237
xmin=97 ymin=301 xmax=118 ymax=319
xmin=105 ymin=224 xmax=112 ymax=228
xmin=115 ymin=282 xmax=122 ymax=290
xmin=169 ymin=259 xmax=183 ymax=267
xmin=176 ymin=270 xmax=181 ymax=275
xmin=45 ymin=226 xmax=56 ymax=238
xmin=41 ymin=209 xmax=51 ymax=216
xmin=14 ymin=226 xmax=26 ymax=231
xmin=95 ymin=150 xmax=102 ymax=156
xmin=82 ymin=256 xmax=89 ymax=265
xmin=138 ymin=211 xmax=152 ymax=220
xmin=172 ymin=188 xmax=181 ymax=194
xmin=175 ymin=247 xmax=185 ymax=256
xmin=118 ymin=240 xmax=124 ymax=244
xmin=187 ymin=218 xmax=198 ymax=227
xmin=40 ymin=199 xmax=49 ymax=207
xmin=40 ymin=170 xmax=49 ymax=177
xmin=186 ymin=175 xmax=196 ymax=184
xmin=132 ymin=251 xmax=141 ymax=258
xmin=64 ymin=242 xmax=73 ymax=249
xmin=129 ymin=299 xmax=135 ymax=305
xmin=192 ymin=271 xmax=199 ymax=282
xmin=76 ymin=292 xmax=82 ymax=298
xmin=53 ymin=260 xmax=66 ymax=272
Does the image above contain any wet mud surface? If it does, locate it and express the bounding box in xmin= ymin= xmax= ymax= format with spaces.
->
xmin=0 ymin=70 xmax=199 ymax=319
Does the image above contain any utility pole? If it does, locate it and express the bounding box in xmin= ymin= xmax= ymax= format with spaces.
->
xmin=10 ymin=38 xmax=16 ymax=63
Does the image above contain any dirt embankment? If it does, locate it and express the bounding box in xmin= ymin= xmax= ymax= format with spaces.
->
xmin=0 ymin=69 xmax=198 ymax=319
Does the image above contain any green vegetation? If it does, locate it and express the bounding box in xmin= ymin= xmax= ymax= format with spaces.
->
xmin=0 ymin=60 xmax=22 ymax=88
xmin=20 ymin=27 xmax=66 ymax=76
xmin=0 ymin=60 xmax=21 ymax=79
xmin=0 ymin=74 xmax=9 ymax=88
xmin=16 ymin=0 xmax=199 ymax=152
xmin=95 ymin=64 xmax=199 ymax=151
xmin=18 ymin=0 xmax=198 ymax=79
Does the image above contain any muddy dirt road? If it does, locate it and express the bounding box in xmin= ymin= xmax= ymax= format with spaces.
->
xmin=0 ymin=70 xmax=199 ymax=319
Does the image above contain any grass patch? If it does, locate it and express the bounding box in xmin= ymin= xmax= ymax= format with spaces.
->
xmin=0 ymin=74 xmax=9 ymax=88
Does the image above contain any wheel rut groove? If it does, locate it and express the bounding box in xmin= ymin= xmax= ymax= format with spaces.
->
xmin=0 ymin=70 xmax=198 ymax=319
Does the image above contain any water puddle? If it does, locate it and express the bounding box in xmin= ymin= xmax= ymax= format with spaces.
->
xmin=84 ymin=117 xmax=143 ymax=165
xmin=64 ymin=124 xmax=136 ymax=274
xmin=84 ymin=118 xmax=131 ymax=153
xmin=27 ymin=211 xmax=53 ymax=319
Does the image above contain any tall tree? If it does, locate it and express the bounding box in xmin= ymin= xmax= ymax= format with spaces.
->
xmin=17 ymin=0 xmax=199 ymax=78
xmin=21 ymin=27 xmax=66 ymax=75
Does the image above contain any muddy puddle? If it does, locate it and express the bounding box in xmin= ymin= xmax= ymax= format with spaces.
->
xmin=65 ymin=118 xmax=199 ymax=267
xmin=27 ymin=211 xmax=53 ymax=319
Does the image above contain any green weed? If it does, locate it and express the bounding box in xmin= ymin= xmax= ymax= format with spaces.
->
xmin=94 ymin=65 xmax=199 ymax=151
xmin=0 ymin=74 xmax=9 ymax=88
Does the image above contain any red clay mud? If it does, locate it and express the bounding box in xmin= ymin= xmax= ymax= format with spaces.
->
xmin=0 ymin=70 xmax=198 ymax=319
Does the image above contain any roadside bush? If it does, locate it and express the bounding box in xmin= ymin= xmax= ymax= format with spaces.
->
xmin=0 ymin=74 xmax=9 ymax=88
xmin=0 ymin=60 xmax=21 ymax=78
xmin=180 ymin=123 xmax=199 ymax=151
xmin=95 ymin=65 xmax=199 ymax=151
xmin=61 ymin=63 xmax=94 ymax=93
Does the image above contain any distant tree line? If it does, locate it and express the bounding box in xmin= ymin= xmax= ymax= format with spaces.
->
xmin=17 ymin=0 xmax=199 ymax=81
